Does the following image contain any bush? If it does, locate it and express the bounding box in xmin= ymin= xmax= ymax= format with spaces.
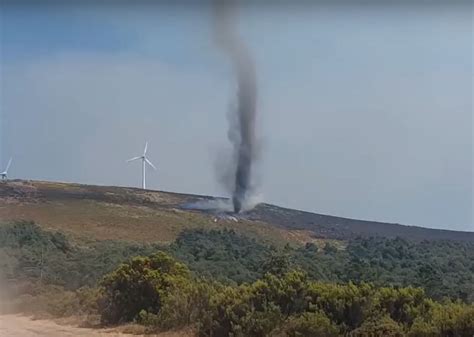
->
xmin=198 ymin=283 xmax=284 ymax=337
xmin=157 ymin=279 xmax=219 ymax=330
xmin=375 ymin=286 xmax=427 ymax=325
xmin=408 ymin=318 xmax=439 ymax=337
xmin=199 ymin=271 xmax=313 ymax=337
xmin=431 ymin=301 xmax=474 ymax=337
xmin=306 ymin=282 xmax=374 ymax=330
xmin=275 ymin=311 xmax=339 ymax=337
xmin=349 ymin=315 xmax=405 ymax=337
xmin=98 ymin=252 xmax=190 ymax=325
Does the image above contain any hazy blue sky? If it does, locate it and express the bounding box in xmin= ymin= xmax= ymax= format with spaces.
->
xmin=0 ymin=1 xmax=472 ymax=231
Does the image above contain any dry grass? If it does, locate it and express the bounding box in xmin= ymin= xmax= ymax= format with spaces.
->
xmin=282 ymin=230 xmax=346 ymax=249
xmin=0 ymin=180 xmax=351 ymax=248
xmin=0 ymin=180 xmax=305 ymax=246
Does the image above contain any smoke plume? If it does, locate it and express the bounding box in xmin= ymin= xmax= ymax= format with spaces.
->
xmin=213 ymin=0 xmax=258 ymax=213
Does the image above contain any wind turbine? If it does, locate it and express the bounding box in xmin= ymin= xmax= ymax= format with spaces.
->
xmin=1 ymin=158 xmax=12 ymax=181
xmin=127 ymin=142 xmax=157 ymax=189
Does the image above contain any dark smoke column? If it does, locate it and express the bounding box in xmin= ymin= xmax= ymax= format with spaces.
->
xmin=213 ymin=0 xmax=258 ymax=213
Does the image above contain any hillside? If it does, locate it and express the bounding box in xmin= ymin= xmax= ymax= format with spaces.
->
xmin=1 ymin=221 xmax=472 ymax=336
xmin=1 ymin=180 xmax=473 ymax=336
xmin=0 ymin=179 xmax=472 ymax=243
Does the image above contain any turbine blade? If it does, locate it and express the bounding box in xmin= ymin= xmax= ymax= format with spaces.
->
xmin=145 ymin=158 xmax=157 ymax=170
xmin=5 ymin=158 xmax=12 ymax=172
xmin=143 ymin=141 xmax=148 ymax=155
xmin=126 ymin=156 xmax=141 ymax=162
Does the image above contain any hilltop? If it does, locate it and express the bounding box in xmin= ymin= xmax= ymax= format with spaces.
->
xmin=0 ymin=179 xmax=472 ymax=244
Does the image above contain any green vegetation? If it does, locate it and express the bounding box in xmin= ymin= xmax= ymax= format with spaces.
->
xmin=0 ymin=221 xmax=159 ymax=289
xmin=97 ymin=252 xmax=473 ymax=337
xmin=1 ymin=222 xmax=473 ymax=300
xmin=170 ymin=229 xmax=270 ymax=284
xmin=1 ymin=221 xmax=473 ymax=336
xmin=99 ymin=252 xmax=191 ymax=324
xmin=340 ymin=237 xmax=474 ymax=302
xmin=170 ymin=229 xmax=474 ymax=301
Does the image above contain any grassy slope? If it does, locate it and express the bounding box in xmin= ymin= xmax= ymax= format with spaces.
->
xmin=0 ymin=180 xmax=313 ymax=246
xmin=0 ymin=180 xmax=472 ymax=245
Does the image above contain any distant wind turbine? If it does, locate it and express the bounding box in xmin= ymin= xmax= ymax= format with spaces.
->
xmin=1 ymin=158 xmax=12 ymax=181
xmin=127 ymin=142 xmax=157 ymax=190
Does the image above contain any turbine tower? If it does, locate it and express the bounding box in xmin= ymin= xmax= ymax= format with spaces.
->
xmin=127 ymin=142 xmax=157 ymax=189
xmin=1 ymin=158 xmax=12 ymax=181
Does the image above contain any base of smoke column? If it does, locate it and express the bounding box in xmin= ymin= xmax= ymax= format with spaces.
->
xmin=233 ymin=195 xmax=243 ymax=214
xmin=180 ymin=194 xmax=261 ymax=215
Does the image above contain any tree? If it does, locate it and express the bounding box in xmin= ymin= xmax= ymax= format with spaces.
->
xmin=262 ymin=251 xmax=291 ymax=276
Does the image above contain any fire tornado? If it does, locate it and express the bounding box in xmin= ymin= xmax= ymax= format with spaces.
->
xmin=213 ymin=0 xmax=258 ymax=213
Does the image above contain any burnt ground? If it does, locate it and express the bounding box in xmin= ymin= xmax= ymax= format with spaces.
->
xmin=246 ymin=203 xmax=474 ymax=242
xmin=1 ymin=179 xmax=473 ymax=243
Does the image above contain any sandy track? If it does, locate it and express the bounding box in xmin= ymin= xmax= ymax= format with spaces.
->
xmin=0 ymin=315 xmax=192 ymax=337
xmin=0 ymin=315 xmax=132 ymax=336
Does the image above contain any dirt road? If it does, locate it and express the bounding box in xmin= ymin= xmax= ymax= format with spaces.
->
xmin=0 ymin=315 xmax=132 ymax=336
xmin=0 ymin=315 xmax=192 ymax=337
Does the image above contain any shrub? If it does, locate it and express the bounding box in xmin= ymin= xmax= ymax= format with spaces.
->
xmin=198 ymin=283 xmax=284 ymax=337
xmin=157 ymin=279 xmax=219 ymax=330
xmin=275 ymin=311 xmax=339 ymax=337
xmin=306 ymin=282 xmax=374 ymax=330
xmin=375 ymin=286 xmax=427 ymax=325
xmin=431 ymin=301 xmax=474 ymax=337
xmin=349 ymin=315 xmax=405 ymax=337
xmin=98 ymin=252 xmax=190 ymax=325
xmin=408 ymin=318 xmax=439 ymax=337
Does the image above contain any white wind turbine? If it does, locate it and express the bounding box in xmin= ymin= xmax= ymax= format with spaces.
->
xmin=1 ymin=158 xmax=12 ymax=181
xmin=127 ymin=142 xmax=157 ymax=190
